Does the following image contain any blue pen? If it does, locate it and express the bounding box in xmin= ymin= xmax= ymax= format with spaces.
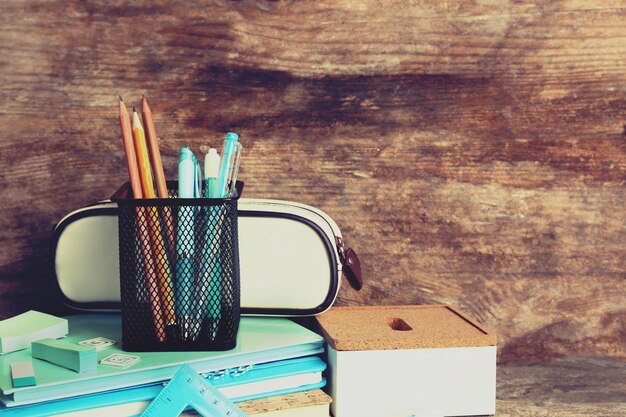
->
xmin=216 ymin=132 xmax=241 ymax=198
xmin=176 ymin=147 xmax=201 ymax=341
xmin=201 ymin=133 xmax=242 ymax=341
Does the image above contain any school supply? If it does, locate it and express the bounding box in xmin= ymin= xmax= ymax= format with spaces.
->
xmin=51 ymin=198 xmax=362 ymax=315
xmin=201 ymin=147 xmax=222 ymax=340
xmin=118 ymin=97 xmax=167 ymax=341
xmin=217 ymin=132 xmax=242 ymax=198
xmin=10 ymin=363 xmax=35 ymax=388
xmin=99 ymin=353 xmax=140 ymax=369
xmin=31 ymin=339 xmax=97 ymax=374
xmin=140 ymin=96 xmax=168 ymax=201
xmin=204 ymin=148 xmax=220 ymax=198
xmin=115 ymin=179 xmax=241 ymax=351
xmin=0 ymin=313 xmax=324 ymax=407
xmin=131 ymin=108 xmax=176 ymax=335
xmin=176 ymin=147 xmax=203 ymax=340
xmin=316 ymin=306 xmax=497 ymax=417
xmin=3 ymin=356 xmax=327 ymax=416
xmin=141 ymin=95 xmax=176 ymax=257
xmin=0 ymin=311 xmax=68 ymax=355
xmin=141 ymin=365 xmax=248 ymax=417
xmin=77 ymin=337 xmax=115 ymax=350
xmin=117 ymin=98 xmax=143 ymax=199
xmin=131 ymin=109 xmax=156 ymax=199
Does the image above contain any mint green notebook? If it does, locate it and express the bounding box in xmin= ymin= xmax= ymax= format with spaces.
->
xmin=0 ymin=314 xmax=323 ymax=407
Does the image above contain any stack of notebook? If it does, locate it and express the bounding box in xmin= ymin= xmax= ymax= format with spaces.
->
xmin=0 ymin=313 xmax=328 ymax=416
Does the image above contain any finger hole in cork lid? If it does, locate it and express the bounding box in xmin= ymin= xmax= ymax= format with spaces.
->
xmin=387 ymin=317 xmax=412 ymax=331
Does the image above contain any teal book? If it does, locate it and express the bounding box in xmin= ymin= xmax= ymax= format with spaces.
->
xmin=0 ymin=314 xmax=324 ymax=407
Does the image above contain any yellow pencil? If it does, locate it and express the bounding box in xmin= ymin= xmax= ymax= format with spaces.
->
xmin=132 ymin=109 xmax=177 ymax=329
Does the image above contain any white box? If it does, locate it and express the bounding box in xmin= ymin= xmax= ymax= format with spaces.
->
xmin=316 ymin=306 xmax=497 ymax=417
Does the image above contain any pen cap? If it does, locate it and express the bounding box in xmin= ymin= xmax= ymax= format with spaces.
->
xmin=204 ymin=148 xmax=221 ymax=179
xmin=178 ymin=147 xmax=202 ymax=198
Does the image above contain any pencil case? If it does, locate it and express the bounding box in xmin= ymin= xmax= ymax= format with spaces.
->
xmin=50 ymin=189 xmax=362 ymax=317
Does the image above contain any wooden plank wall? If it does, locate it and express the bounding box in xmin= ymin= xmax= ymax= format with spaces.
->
xmin=0 ymin=1 xmax=624 ymax=363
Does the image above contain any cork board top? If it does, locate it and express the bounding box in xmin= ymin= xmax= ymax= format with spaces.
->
xmin=315 ymin=305 xmax=497 ymax=351
xmin=237 ymin=389 xmax=331 ymax=414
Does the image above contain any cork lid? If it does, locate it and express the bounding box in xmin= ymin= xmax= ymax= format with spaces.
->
xmin=315 ymin=305 xmax=496 ymax=351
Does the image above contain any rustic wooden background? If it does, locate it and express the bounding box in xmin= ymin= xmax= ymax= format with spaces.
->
xmin=0 ymin=0 xmax=624 ymax=369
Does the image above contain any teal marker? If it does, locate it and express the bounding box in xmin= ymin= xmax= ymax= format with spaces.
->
xmin=176 ymin=147 xmax=202 ymax=341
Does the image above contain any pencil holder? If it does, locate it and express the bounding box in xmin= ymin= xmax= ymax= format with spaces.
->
xmin=111 ymin=181 xmax=242 ymax=352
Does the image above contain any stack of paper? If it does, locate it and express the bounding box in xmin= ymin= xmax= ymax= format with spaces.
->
xmin=0 ymin=311 xmax=68 ymax=354
xmin=0 ymin=314 xmax=326 ymax=416
xmin=31 ymin=339 xmax=97 ymax=373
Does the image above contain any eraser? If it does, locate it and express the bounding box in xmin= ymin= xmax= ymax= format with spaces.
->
xmin=11 ymin=361 xmax=36 ymax=387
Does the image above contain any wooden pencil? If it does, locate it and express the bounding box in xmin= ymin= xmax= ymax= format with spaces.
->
xmin=118 ymin=97 xmax=143 ymax=198
xmin=131 ymin=109 xmax=156 ymax=198
xmin=132 ymin=109 xmax=177 ymax=329
xmin=141 ymin=96 xmax=168 ymax=199
xmin=118 ymin=97 xmax=166 ymax=341
xmin=141 ymin=95 xmax=176 ymax=256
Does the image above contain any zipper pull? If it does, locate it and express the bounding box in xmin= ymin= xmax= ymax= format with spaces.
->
xmin=336 ymin=237 xmax=363 ymax=291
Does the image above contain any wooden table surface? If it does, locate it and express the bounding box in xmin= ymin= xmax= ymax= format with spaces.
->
xmin=0 ymin=4 xmax=624 ymax=412
xmin=497 ymin=356 xmax=626 ymax=416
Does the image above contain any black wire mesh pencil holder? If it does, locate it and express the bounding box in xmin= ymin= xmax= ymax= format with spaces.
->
xmin=111 ymin=181 xmax=242 ymax=352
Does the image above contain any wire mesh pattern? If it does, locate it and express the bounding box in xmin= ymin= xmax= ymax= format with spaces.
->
xmin=115 ymin=187 xmax=240 ymax=351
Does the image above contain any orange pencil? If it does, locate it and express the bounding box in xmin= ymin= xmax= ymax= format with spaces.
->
xmin=118 ymin=97 xmax=166 ymax=341
xmin=118 ymin=97 xmax=143 ymax=198
xmin=141 ymin=95 xmax=176 ymax=255
xmin=141 ymin=96 xmax=168 ymax=198
xmin=132 ymin=109 xmax=177 ymax=328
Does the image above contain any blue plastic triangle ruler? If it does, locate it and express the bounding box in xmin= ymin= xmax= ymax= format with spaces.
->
xmin=140 ymin=365 xmax=248 ymax=417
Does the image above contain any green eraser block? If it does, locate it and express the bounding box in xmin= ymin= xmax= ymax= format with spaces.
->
xmin=11 ymin=361 xmax=36 ymax=387
xmin=32 ymin=338 xmax=97 ymax=373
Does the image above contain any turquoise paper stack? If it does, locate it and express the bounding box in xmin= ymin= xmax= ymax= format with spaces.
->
xmin=31 ymin=339 xmax=97 ymax=373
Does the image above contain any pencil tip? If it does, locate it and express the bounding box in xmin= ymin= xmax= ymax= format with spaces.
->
xmin=119 ymin=95 xmax=123 ymax=102
xmin=132 ymin=106 xmax=136 ymax=112
xmin=142 ymin=94 xmax=145 ymax=99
